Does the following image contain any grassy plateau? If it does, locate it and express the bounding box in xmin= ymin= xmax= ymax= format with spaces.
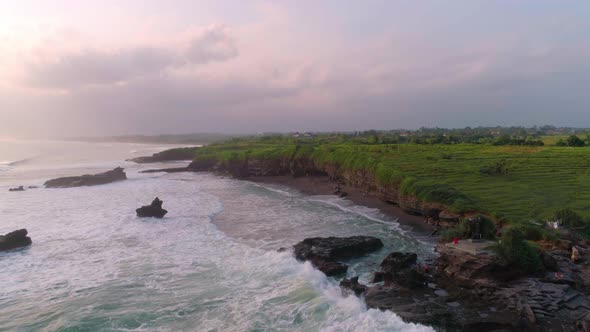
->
xmin=187 ymin=135 xmax=590 ymax=226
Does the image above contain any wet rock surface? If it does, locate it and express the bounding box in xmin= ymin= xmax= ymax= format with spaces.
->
xmin=44 ymin=167 xmax=127 ymax=188
xmin=292 ymin=236 xmax=383 ymax=276
xmin=136 ymin=197 xmax=168 ymax=218
xmin=334 ymin=243 xmax=590 ymax=331
xmin=340 ymin=277 xmax=368 ymax=296
xmin=8 ymin=186 xmax=25 ymax=192
xmin=0 ymin=229 xmax=32 ymax=251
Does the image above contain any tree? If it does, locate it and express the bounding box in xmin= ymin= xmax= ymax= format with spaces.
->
xmin=493 ymin=134 xmax=512 ymax=146
xmin=566 ymin=135 xmax=585 ymax=147
xmin=496 ymin=227 xmax=543 ymax=273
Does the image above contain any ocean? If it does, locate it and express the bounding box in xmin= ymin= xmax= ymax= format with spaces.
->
xmin=0 ymin=139 xmax=435 ymax=331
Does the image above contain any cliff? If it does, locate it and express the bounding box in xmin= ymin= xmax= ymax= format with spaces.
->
xmin=188 ymin=151 xmax=463 ymax=225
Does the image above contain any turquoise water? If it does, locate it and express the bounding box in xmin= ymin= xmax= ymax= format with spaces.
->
xmin=0 ymin=140 xmax=435 ymax=331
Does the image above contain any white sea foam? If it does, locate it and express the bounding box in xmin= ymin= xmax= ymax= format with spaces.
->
xmin=0 ymin=140 xmax=435 ymax=331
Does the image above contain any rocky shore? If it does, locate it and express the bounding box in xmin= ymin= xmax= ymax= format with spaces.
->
xmin=291 ymin=235 xmax=590 ymax=331
xmin=292 ymin=236 xmax=383 ymax=276
xmin=141 ymin=148 xmax=590 ymax=330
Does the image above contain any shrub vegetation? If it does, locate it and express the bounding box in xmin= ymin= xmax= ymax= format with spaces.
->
xmin=495 ymin=227 xmax=543 ymax=273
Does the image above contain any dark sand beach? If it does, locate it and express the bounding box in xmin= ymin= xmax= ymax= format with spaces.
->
xmin=250 ymin=175 xmax=437 ymax=236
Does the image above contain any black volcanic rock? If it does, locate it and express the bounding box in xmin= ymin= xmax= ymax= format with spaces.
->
xmin=9 ymin=186 xmax=25 ymax=192
xmin=136 ymin=197 xmax=168 ymax=218
xmin=340 ymin=277 xmax=368 ymax=296
xmin=0 ymin=229 xmax=32 ymax=251
xmin=44 ymin=167 xmax=127 ymax=188
xmin=294 ymin=236 xmax=384 ymax=261
xmin=293 ymin=236 xmax=383 ymax=276
xmin=317 ymin=261 xmax=349 ymax=276
xmin=380 ymin=252 xmax=417 ymax=273
xmin=377 ymin=252 xmax=426 ymax=289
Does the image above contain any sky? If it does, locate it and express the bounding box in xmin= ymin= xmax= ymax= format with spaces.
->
xmin=1 ymin=1 xmax=590 ymax=137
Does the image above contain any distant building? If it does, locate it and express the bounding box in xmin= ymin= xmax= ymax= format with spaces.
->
xmin=292 ymin=132 xmax=314 ymax=138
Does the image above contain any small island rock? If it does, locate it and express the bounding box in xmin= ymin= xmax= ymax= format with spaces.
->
xmin=44 ymin=167 xmax=127 ymax=188
xmin=0 ymin=229 xmax=32 ymax=251
xmin=9 ymin=186 xmax=25 ymax=192
xmin=136 ymin=197 xmax=168 ymax=218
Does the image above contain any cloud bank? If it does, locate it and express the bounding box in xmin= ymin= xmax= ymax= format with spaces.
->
xmin=1 ymin=1 xmax=590 ymax=136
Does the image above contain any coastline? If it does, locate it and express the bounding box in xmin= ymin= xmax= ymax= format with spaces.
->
xmin=249 ymin=175 xmax=437 ymax=237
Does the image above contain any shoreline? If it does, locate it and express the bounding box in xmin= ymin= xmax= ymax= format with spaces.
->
xmin=249 ymin=175 xmax=438 ymax=237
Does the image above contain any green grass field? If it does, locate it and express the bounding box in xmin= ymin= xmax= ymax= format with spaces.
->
xmin=540 ymin=135 xmax=569 ymax=146
xmin=193 ymin=139 xmax=590 ymax=224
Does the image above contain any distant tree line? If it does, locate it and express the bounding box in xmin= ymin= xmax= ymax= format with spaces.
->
xmin=222 ymin=126 xmax=590 ymax=147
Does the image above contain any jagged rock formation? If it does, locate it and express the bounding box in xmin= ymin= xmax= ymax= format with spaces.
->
xmin=8 ymin=186 xmax=25 ymax=192
xmin=136 ymin=197 xmax=168 ymax=218
xmin=334 ymin=244 xmax=590 ymax=331
xmin=378 ymin=252 xmax=427 ymax=289
xmin=44 ymin=167 xmax=127 ymax=188
xmin=0 ymin=229 xmax=32 ymax=251
xmin=292 ymin=236 xmax=383 ymax=276
xmin=340 ymin=277 xmax=368 ymax=296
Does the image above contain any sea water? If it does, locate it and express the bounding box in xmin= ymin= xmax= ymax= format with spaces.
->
xmin=0 ymin=139 xmax=435 ymax=331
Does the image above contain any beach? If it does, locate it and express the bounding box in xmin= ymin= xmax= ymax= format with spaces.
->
xmin=250 ymin=175 xmax=437 ymax=235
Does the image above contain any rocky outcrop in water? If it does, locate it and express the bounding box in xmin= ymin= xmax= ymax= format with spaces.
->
xmin=293 ymin=236 xmax=383 ymax=276
xmin=44 ymin=167 xmax=127 ymax=188
xmin=136 ymin=197 xmax=168 ymax=218
xmin=8 ymin=186 xmax=25 ymax=192
xmin=0 ymin=229 xmax=32 ymax=251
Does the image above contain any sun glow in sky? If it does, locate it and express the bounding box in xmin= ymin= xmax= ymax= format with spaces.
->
xmin=1 ymin=1 xmax=590 ymax=136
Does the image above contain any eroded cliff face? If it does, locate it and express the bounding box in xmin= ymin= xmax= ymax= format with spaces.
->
xmin=188 ymin=156 xmax=460 ymax=224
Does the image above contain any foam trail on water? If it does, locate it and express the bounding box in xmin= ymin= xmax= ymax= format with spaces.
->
xmin=307 ymin=195 xmax=438 ymax=244
xmin=248 ymin=181 xmax=300 ymax=197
